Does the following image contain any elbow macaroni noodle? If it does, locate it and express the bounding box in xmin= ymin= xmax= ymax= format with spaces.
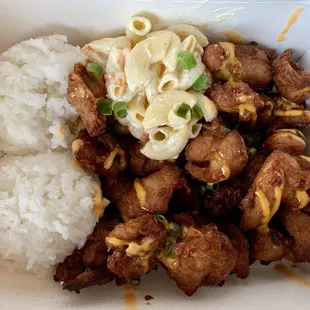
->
xmin=82 ymin=17 xmax=216 ymax=160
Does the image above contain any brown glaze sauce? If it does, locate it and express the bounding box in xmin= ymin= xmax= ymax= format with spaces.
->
xmin=274 ymin=263 xmax=310 ymax=288
xmin=124 ymin=284 xmax=138 ymax=310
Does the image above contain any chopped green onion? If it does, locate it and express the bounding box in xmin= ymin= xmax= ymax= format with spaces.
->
xmin=198 ymin=184 xmax=207 ymax=197
xmin=156 ymin=215 xmax=166 ymax=223
xmin=295 ymin=129 xmax=306 ymax=142
xmin=98 ymin=98 xmax=113 ymax=115
xmin=191 ymin=104 xmax=204 ymax=120
xmin=129 ymin=278 xmax=141 ymax=286
xmin=87 ymin=62 xmax=103 ymax=76
xmin=176 ymin=103 xmax=191 ymax=119
xmin=191 ymin=74 xmax=211 ymax=92
xmin=177 ymin=51 xmax=197 ymax=70
xmin=205 ymin=183 xmax=219 ymax=192
xmin=113 ymin=101 xmax=128 ymax=118
xmin=249 ymin=148 xmax=257 ymax=159
xmin=220 ymin=125 xmax=231 ymax=134
xmin=168 ymin=223 xmax=181 ymax=240
xmin=231 ymin=122 xmax=241 ymax=131
xmin=164 ymin=241 xmax=175 ymax=257
xmin=244 ymin=132 xmax=262 ymax=149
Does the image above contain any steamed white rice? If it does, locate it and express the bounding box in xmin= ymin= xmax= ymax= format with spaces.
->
xmin=0 ymin=151 xmax=99 ymax=275
xmin=0 ymin=35 xmax=85 ymax=156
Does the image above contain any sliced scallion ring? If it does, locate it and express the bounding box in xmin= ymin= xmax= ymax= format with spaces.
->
xmin=98 ymin=98 xmax=113 ymax=115
xmin=205 ymin=183 xmax=219 ymax=192
xmin=164 ymin=241 xmax=175 ymax=257
xmin=191 ymin=104 xmax=204 ymax=120
xmin=156 ymin=214 xmax=166 ymax=223
xmin=177 ymin=51 xmax=197 ymax=70
xmin=113 ymin=101 xmax=128 ymax=118
xmin=191 ymin=74 xmax=211 ymax=92
xmin=176 ymin=103 xmax=191 ymax=119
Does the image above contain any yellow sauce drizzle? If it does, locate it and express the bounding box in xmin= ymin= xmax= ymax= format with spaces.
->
xmin=276 ymin=8 xmax=304 ymax=42
xmin=134 ymin=180 xmax=146 ymax=208
xmin=58 ymin=125 xmax=65 ymax=137
xmin=216 ymin=42 xmax=242 ymax=81
xmin=72 ymin=159 xmax=82 ymax=169
xmin=300 ymin=155 xmax=310 ymax=163
xmin=274 ymin=263 xmax=310 ymax=288
xmin=296 ymin=191 xmax=310 ymax=209
xmin=238 ymin=100 xmax=257 ymax=123
xmin=72 ymin=139 xmax=84 ymax=154
xmin=124 ymin=285 xmax=138 ymax=310
xmin=274 ymin=110 xmax=305 ymax=117
xmin=222 ymin=30 xmax=244 ymax=44
xmin=93 ymin=185 xmax=109 ymax=218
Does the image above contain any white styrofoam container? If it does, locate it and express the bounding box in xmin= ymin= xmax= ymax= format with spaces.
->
xmin=1 ymin=1 xmax=310 ymax=309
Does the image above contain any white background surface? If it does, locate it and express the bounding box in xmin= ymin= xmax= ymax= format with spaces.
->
xmin=1 ymin=0 xmax=310 ymax=309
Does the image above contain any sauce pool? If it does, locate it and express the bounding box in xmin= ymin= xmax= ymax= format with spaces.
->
xmin=276 ymin=8 xmax=304 ymax=42
xmin=124 ymin=284 xmax=138 ymax=310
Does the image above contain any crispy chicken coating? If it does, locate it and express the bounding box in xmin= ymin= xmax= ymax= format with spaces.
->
xmin=117 ymin=165 xmax=185 ymax=221
xmin=241 ymin=151 xmax=310 ymax=232
xmin=294 ymin=155 xmax=310 ymax=171
xmin=185 ymin=130 xmax=248 ymax=184
xmin=207 ymin=81 xmax=265 ymax=124
xmin=217 ymin=222 xmax=250 ymax=279
xmin=204 ymin=178 xmax=246 ymax=217
xmin=102 ymin=173 xmax=132 ymax=204
xmin=129 ymin=142 xmax=169 ymax=177
xmin=243 ymin=152 xmax=267 ymax=186
xmin=262 ymin=129 xmax=306 ymax=155
xmin=280 ymin=208 xmax=310 ymax=263
xmin=54 ymin=225 xmax=115 ymax=293
xmin=203 ymin=42 xmax=273 ymax=88
xmin=68 ymin=63 xmax=106 ymax=137
xmin=72 ymin=129 xmax=127 ymax=176
xmin=272 ymin=97 xmax=310 ymax=128
xmin=249 ymin=229 xmax=287 ymax=264
xmin=161 ymin=224 xmax=237 ymax=296
xmin=273 ymin=49 xmax=310 ymax=103
xmin=106 ymin=214 xmax=167 ymax=279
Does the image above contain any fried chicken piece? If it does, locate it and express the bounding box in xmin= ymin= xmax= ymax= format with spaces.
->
xmin=161 ymin=224 xmax=237 ymax=296
xmin=240 ymin=151 xmax=285 ymax=232
xmin=106 ymin=214 xmax=167 ymax=279
xmin=102 ymin=173 xmax=132 ymax=204
xmin=207 ymin=81 xmax=265 ymax=124
xmin=204 ymin=178 xmax=246 ymax=217
xmin=168 ymin=212 xmax=196 ymax=227
xmin=250 ymin=229 xmax=287 ymax=264
xmin=54 ymin=225 xmax=115 ymax=292
xmin=54 ymin=249 xmax=84 ymax=284
xmin=217 ymin=222 xmax=250 ymax=279
xmin=72 ymin=129 xmax=127 ymax=176
xmin=241 ymin=151 xmax=310 ymax=232
xmin=68 ymin=63 xmax=106 ymax=137
xmin=262 ymin=129 xmax=306 ymax=155
xmin=185 ymin=130 xmax=248 ymax=184
xmin=203 ymin=42 xmax=273 ymax=88
xmin=280 ymin=208 xmax=310 ymax=263
xmin=273 ymin=49 xmax=310 ymax=103
xmin=243 ymin=152 xmax=267 ymax=185
xmin=294 ymin=155 xmax=310 ymax=171
xmin=272 ymin=97 xmax=310 ymax=128
xmin=117 ymin=165 xmax=185 ymax=221
xmin=129 ymin=142 xmax=169 ymax=177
